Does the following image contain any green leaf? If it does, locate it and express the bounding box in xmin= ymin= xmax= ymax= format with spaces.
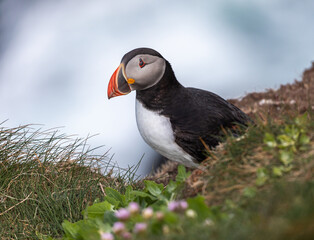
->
xmin=256 ymin=167 xmax=268 ymax=186
xmin=284 ymin=125 xmax=300 ymax=140
xmin=264 ymin=132 xmax=277 ymax=148
xmin=79 ymin=230 xmax=100 ymax=240
xmin=62 ymin=220 xmax=81 ymax=239
xmin=84 ymin=201 xmax=114 ymax=219
xmin=242 ymin=187 xmax=257 ymax=198
xmin=176 ymin=165 xmax=191 ymax=182
xmin=256 ymin=167 xmax=268 ymax=179
xmin=103 ymin=211 xmax=117 ymax=225
xmin=281 ymin=165 xmax=293 ymax=173
xmin=36 ymin=232 xmax=55 ymax=240
xmin=299 ymin=133 xmax=310 ymax=145
xmin=294 ymin=112 xmax=308 ymax=127
xmin=103 ymin=196 xmax=120 ymax=208
xmin=279 ymin=150 xmax=293 ymax=166
xmin=187 ymin=195 xmax=211 ymax=221
xmin=144 ymin=180 xmax=163 ymax=197
xmin=131 ymin=190 xmax=157 ymax=200
xmin=272 ymin=166 xmax=283 ymax=177
xmin=125 ymin=185 xmax=133 ymax=203
xmin=105 ymin=187 xmax=126 ymax=206
xmin=225 ymin=199 xmax=238 ymax=210
xmin=77 ymin=219 xmax=104 ymax=240
xmin=165 ymin=180 xmax=177 ymax=193
xmin=163 ymin=211 xmax=179 ymax=225
xmin=277 ymin=134 xmax=295 ymax=148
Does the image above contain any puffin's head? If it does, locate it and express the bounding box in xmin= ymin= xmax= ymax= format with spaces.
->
xmin=107 ymin=48 xmax=166 ymax=99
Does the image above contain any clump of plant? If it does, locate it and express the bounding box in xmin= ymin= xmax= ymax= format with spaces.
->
xmin=47 ymin=166 xmax=219 ymax=240
xmin=262 ymin=113 xmax=310 ymax=179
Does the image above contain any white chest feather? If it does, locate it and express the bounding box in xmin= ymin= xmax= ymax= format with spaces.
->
xmin=135 ymin=100 xmax=198 ymax=168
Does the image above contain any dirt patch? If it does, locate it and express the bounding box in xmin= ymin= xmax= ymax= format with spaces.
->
xmin=229 ymin=62 xmax=314 ymax=120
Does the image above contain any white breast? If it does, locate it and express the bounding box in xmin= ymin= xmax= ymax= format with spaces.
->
xmin=135 ymin=99 xmax=198 ymax=168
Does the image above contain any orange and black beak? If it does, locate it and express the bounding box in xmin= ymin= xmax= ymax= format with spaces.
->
xmin=107 ymin=63 xmax=131 ymax=99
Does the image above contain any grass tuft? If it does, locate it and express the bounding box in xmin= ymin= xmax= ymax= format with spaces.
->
xmin=0 ymin=125 xmax=138 ymax=239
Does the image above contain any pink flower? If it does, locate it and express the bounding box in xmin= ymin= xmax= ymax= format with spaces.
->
xmin=168 ymin=201 xmax=179 ymax=212
xmin=115 ymin=208 xmax=130 ymax=221
xmin=168 ymin=200 xmax=188 ymax=212
xmin=121 ymin=231 xmax=132 ymax=239
xmin=100 ymin=232 xmax=114 ymax=240
xmin=112 ymin=222 xmax=126 ymax=235
xmin=179 ymin=200 xmax=188 ymax=210
xmin=128 ymin=202 xmax=140 ymax=215
xmin=134 ymin=222 xmax=147 ymax=234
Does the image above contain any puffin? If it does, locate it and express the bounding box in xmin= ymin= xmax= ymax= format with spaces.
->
xmin=107 ymin=48 xmax=251 ymax=168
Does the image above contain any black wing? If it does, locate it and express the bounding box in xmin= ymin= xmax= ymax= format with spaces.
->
xmin=162 ymin=87 xmax=251 ymax=162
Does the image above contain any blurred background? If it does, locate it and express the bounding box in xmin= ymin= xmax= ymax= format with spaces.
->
xmin=1 ymin=0 xmax=314 ymax=176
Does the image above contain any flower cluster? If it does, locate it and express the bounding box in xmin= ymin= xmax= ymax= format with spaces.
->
xmin=100 ymin=232 xmax=114 ymax=240
xmin=114 ymin=208 xmax=130 ymax=221
xmin=100 ymin=200 xmax=191 ymax=239
xmin=111 ymin=222 xmax=132 ymax=239
xmin=168 ymin=200 xmax=188 ymax=212
xmin=107 ymin=202 xmax=149 ymax=239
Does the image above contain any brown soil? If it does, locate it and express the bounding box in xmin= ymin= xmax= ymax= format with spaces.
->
xmin=229 ymin=62 xmax=314 ymax=120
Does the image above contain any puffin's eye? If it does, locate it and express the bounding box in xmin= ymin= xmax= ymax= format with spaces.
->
xmin=139 ymin=58 xmax=146 ymax=68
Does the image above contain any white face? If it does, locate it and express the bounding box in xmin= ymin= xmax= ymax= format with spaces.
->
xmin=125 ymin=54 xmax=166 ymax=91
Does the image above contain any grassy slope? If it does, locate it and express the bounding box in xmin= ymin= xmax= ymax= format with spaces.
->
xmin=0 ymin=64 xmax=313 ymax=239
xmin=0 ymin=126 xmax=138 ymax=239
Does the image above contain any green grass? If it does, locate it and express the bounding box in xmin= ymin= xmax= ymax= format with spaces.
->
xmin=149 ymin=181 xmax=314 ymax=240
xmin=1 ymin=111 xmax=313 ymax=240
xmin=0 ymin=125 xmax=139 ymax=239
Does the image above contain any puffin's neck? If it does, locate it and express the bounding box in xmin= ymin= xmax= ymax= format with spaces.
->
xmin=136 ymin=61 xmax=183 ymax=111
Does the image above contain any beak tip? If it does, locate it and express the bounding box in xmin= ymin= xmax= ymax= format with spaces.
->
xmin=107 ymin=64 xmax=131 ymax=99
xmin=107 ymin=91 xmax=116 ymax=99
